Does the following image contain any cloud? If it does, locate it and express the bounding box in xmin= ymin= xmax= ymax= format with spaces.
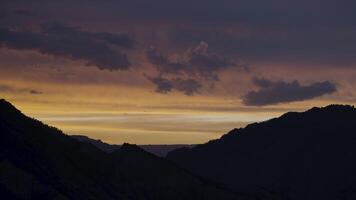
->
xmin=242 ymin=78 xmax=337 ymax=106
xmin=146 ymin=41 xmax=243 ymax=81
xmin=29 ymin=90 xmax=42 ymax=95
xmin=0 ymin=84 xmax=42 ymax=95
xmin=0 ymin=84 xmax=14 ymax=92
xmin=173 ymin=78 xmax=202 ymax=96
xmin=144 ymin=41 xmax=245 ymax=95
xmin=145 ymin=46 xmax=186 ymax=76
xmin=145 ymin=75 xmax=201 ymax=96
xmin=0 ymin=23 xmax=135 ymax=70
xmin=185 ymin=41 xmax=237 ymax=80
xmin=144 ymin=75 xmax=173 ymax=94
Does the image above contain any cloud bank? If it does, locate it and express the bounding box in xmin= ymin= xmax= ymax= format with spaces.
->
xmin=243 ymin=78 xmax=337 ymax=106
xmin=0 ymin=23 xmax=134 ymax=70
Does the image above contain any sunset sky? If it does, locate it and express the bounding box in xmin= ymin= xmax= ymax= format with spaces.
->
xmin=1 ymin=0 xmax=356 ymax=144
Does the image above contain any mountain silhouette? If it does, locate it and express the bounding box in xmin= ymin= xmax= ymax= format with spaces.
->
xmin=167 ymin=105 xmax=356 ymax=200
xmin=72 ymin=135 xmax=194 ymax=157
xmin=0 ymin=99 xmax=251 ymax=200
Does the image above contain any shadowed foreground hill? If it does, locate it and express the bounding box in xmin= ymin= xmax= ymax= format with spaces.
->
xmin=168 ymin=105 xmax=356 ymax=200
xmin=0 ymin=99 xmax=251 ymax=200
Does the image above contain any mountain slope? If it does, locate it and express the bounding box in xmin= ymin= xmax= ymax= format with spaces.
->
xmin=72 ymin=135 xmax=194 ymax=157
xmin=0 ymin=99 xmax=250 ymax=200
xmin=167 ymin=105 xmax=356 ymax=200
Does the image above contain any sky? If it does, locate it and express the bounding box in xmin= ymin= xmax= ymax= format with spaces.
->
xmin=1 ymin=0 xmax=356 ymax=144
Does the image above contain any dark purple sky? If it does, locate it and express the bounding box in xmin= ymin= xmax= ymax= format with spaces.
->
xmin=0 ymin=0 xmax=354 ymax=144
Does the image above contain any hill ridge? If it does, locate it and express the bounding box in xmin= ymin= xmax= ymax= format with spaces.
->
xmin=167 ymin=103 xmax=356 ymax=199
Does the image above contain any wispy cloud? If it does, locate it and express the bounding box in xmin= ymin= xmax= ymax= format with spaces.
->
xmin=0 ymin=84 xmax=42 ymax=95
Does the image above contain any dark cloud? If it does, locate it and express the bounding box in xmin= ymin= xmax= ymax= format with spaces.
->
xmin=0 ymin=23 xmax=134 ymax=70
xmin=145 ymin=46 xmax=186 ymax=76
xmin=173 ymin=78 xmax=202 ymax=96
xmin=146 ymin=41 xmax=243 ymax=80
xmin=185 ymin=41 xmax=237 ymax=80
xmin=144 ymin=75 xmax=173 ymax=94
xmin=145 ymin=41 xmax=244 ymax=95
xmin=29 ymin=90 xmax=42 ymax=95
xmin=145 ymin=75 xmax=201 ymax=96
xmin=243 ymin=78 xmax=337 ymax=106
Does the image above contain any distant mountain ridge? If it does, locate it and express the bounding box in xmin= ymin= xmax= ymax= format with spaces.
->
xmin=0 ymin=99 xmax=251 ymax=200
xmin=168 ymin=104 xmax=356 ymax=200
xmin=72 ymin=135 xmax=194 ymax=157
